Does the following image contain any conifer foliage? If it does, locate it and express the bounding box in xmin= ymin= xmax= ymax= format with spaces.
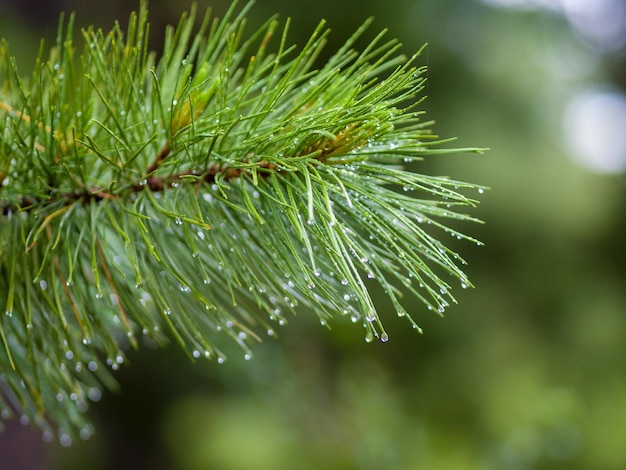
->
xmin=0 ymin=1 xmax=484 ymax=441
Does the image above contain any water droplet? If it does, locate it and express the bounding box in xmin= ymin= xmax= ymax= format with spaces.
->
xmin=88 ymin=387 xmax=102 ymax=401
xmin=65 ymin=350 xmax=74 ymax=360
xmin=217 ymin=357 xmax=225 ymax=364
xmin=192 ymin=350 xmax=201 ymax=358
xmin=365 ymin=331 xmax=374 ymax=343
xmin=244 ymin=353 xmax=252 ymax=361
xmin=365 ymin=312 xmax=376 ymax=322
xmin=380 ymin=333 xmax=389 ymax=343
xmin=59 ymin=434 xmax=72 ymax=447
xmin=175 ymin=217 xmax=182 ymax=225
xmin=341 ymin=279 xmax=349 ymax=286
xmin=267 ymin=329 xmax=275 ymax=336
xmin=4 ymin=311 xmax=12 ymax=317
xmin=478 ymin=188 xmax=485 ymax=194
xmin=88 ymin=361 xmax=98 ymax=371
xmin=164 ymin=309 xmax=171 ymax=316
xmin=80 ymin=424 xmax=94 ymax=440
xmin=20 ymin=415 xmax=29 ymax=425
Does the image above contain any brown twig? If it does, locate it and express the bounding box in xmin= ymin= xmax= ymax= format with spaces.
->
xmin=1 ymin=159 xmax=277 ymax=216
xmin=145 ymin=144 xmax=171 ymax=175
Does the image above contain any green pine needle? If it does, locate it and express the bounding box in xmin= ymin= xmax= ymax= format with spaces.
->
xmin=0 ymin=1 xmax=485 ymax=441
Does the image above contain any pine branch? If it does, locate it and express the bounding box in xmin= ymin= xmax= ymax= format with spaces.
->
xmin=0 ymin=1 xmax=485 ymax=442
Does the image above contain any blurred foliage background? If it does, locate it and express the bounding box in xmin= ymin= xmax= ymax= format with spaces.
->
xmin=1 ymin=0 xmax=626 ymax=468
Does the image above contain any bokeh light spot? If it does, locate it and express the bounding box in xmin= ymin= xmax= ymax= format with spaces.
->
xmin=563 ymin=88 xmax=626 ymax=174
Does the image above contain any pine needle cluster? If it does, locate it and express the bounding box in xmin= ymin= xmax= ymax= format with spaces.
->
xmin=0 ymin=1 xmax=484 ymax=441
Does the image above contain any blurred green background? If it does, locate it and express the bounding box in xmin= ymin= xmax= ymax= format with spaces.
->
xmin=2 ymin=0 xmax=626 ymax=468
